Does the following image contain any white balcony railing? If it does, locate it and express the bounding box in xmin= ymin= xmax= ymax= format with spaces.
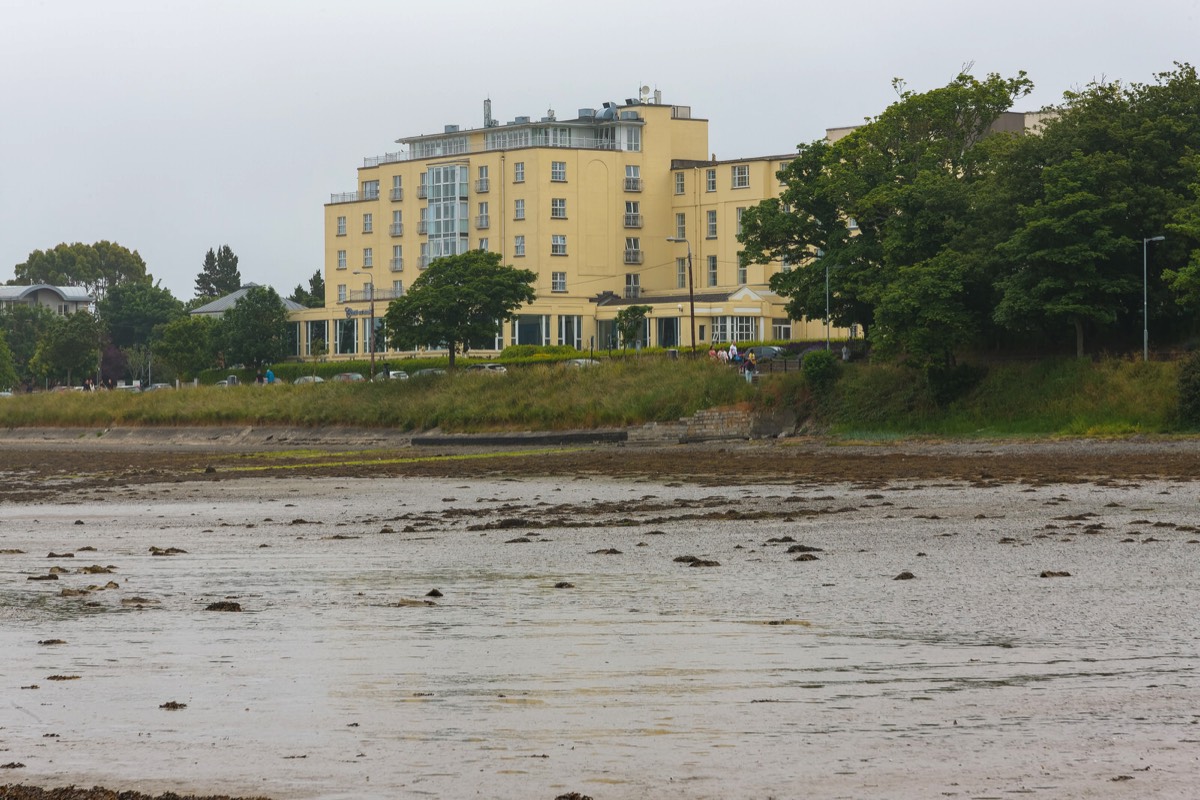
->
xmin=624 ymin=249 xmax=644 ymax=265
xmin=476 ymin=215 xmax=490 ymax=229
xmin=389 ymin=258 xmax=403 ymax=271
xmin=624 ymin=177 xmax=643 ymax=192
xmin=390 ymin=223 xmax=403 ymax=236
xmin=624 ymin=213 xmax=643 ymax=229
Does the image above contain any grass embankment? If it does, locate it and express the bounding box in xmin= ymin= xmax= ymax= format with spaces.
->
xmin=822 ymin=357 xmax=1186 ymax=437
xmin=1 ymin=357 xmax=1191 ymax=437
xmin=0 ymin=359 xmax=753 ymax=432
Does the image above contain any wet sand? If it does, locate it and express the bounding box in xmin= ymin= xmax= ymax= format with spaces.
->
xmin=2 ymin=435 xmax=1200 ymax=799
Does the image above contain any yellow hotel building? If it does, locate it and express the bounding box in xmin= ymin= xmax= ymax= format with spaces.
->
xmin=289 ymin=91 xmax=827 ymax=360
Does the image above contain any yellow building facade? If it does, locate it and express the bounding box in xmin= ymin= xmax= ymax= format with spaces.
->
xmin=289 ymin=93 xmax=827 ymax=361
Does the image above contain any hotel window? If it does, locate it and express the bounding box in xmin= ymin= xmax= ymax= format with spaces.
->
xmin=478 ymin=237 xmax=489 ymax=251
xmin=551 ymin=234 xmax=567 ymax=256
xmin=362 ymin=247 xmax=373 ymax=268
xmin=551 ymin=198 xmax=566 ymax=218
xmin=624 ymin=237 xmax=642 ymax=264
xmin=362 ymin=180 xmax=379 ymax=200
xmin=731 ymin=164 xmax=749 ymax=188
xmin=337 ymin=284 xmax=347 ymax=303
xmin=337 ymin=250 xmax=347 ymax=269
xmin=514 ymin=161 xmax=525 ymax=182
xmin=336 ymin=216 xmax=346 ymax=236
xmin=514 ymin=199 xmax=525 ymax=220
xmin=391 ymin=245 xmax=403 ymax=270
xmin=476 ymin=165 xmax=489 ymax=192
xmin=736 ymin=207 xmax=746 ymax=236
xmin=419 ymin=242 xmax=429 ymax=268
xmin=477 ymin=201 xmax=489 ymax=229
xmin=552 ymin=271 xmax=567 ymax=292
xmin=707 ymin=255 xmax=718 ymax=286
xmin=391 ymin=210 xmax=403 ymax=236
xmin=624 ymin=200 xmax=642 ymax=228
xmin=676 ymin=258 xmax=687 ymax=289
xmin=392 ymin=280 xmax=404 ymax=296
xmin=675 ymin=213 xmax=686 ymax=240
xmin=674 ymin=172 xmax=685 ymax=194
xmin=624 ymin=164 xmax=642 ymax=191
xmin=847 ymin=217 xmax=859 ymax=230
xmin=624 ymin=273 xmax=641 ymax=298
xmin=551 ymin=161 xmax=566 ymax=182
xmin=390 ymin=175 xmax=403 ymax=200
xmin=706 ymin=209 xmax=717 ymax=239
xmin=705 ymin=168 xmax=716 ymax=192
xmin=772 ymin=318 xmax=792 ymax=340
xmin=737 ymin=258 xmax=747 ymax=285
xmin=514 ymin=234 xmax=525 ymax=257
xmin=362 ymin=213 xmax=373 ymax=233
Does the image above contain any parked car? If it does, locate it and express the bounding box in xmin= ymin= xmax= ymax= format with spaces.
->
xmin=145 ymin=383 xmax=174 ymax=391
xmin=466 ymin=363 xmax=507 ymax=374
xmin=566 ymin=358 xmax=601 ymax=368
xmin=411 ymin=368 xmax=447 ymax=378
xmin=373 ymin=370 xmax=409 ymax=381
xmin=331 ymin=372 xmax=366 ymax=382
xmin=0 ymin=390 xmax=12 ymax=398
xmin=113 ymin=383 xmax=142 ymax=392
xmin=293 ymin=375 xmax=325 ymax=384
xmin=745 ymin=345 xmax=787 ymax=362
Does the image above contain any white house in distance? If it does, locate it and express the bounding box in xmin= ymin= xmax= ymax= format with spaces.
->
xmin=0 ymin=284 xmax=94 ymax=315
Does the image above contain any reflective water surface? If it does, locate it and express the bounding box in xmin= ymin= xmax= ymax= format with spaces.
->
xmin=2 ymin=474 xmax=1199 ymax=799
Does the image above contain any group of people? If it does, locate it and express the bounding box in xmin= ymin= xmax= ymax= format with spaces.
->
xmin=708 ymin=343 xmax=757 ymax=377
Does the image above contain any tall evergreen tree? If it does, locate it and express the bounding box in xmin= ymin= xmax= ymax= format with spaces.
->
xmin=194 ymin=245 xmax=242 ymax=300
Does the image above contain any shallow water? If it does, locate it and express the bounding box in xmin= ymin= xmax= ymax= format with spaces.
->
xmin=2 ymin=475 xmax=1199 ymax=799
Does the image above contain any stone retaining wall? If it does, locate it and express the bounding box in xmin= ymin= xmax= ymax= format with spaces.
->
xmin=628 ymin=405 xmax=796 ymax=445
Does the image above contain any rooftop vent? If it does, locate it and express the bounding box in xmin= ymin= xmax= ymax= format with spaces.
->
xmin=514 ymin=116 xmax=531 ymax=124
xmin=444 ymin=124 xmax=459 ymax=133
xmin=578 ymin=108 xmax=596 ymax=119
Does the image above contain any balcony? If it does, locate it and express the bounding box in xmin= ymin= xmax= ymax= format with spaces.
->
xmin=623 ymin=177 xmax=643 ymax=192
xmin=475 ymin=177 xmax=490 ymax=193
xmin=390 ymin=187 xmax=404 ymax=201
xmin=418 ymin=255 xmax=431 ymax=269
xmin=624 ymin=285 xmax=641 ymax=299
xmin=624 ymin=249 xmax=644 ymax=265
xmin=362 ymin=188 xmax=380 ymax=201
xmin=330 ymin=191 xmax=369 ymax=204
xmin=390 ymin=223 xmax=404 ymax=236
xmin=390 ymin=257 xmax=403 ymax=271
xmin=417 ymin=220 xmax=428 ymax=235
xmin=476 ymin=214 xmax=490 ymax=229
xmin=623 ymin=213 xmax=643 ymax=229
xmin=417 ymin=185 xmax=428 ymax=199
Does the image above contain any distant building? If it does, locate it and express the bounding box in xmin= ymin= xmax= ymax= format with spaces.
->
xmin=289 ymin=89 xmax=830 ymax=361
xmin=0 ymin=284 xmax=94 ymax=315
xmin=190 ymin=283 xmax=306 ymax=318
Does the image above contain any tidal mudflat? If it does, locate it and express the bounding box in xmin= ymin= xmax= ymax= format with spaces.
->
xmin=2 ymin=466 xmax=1199 ymax=799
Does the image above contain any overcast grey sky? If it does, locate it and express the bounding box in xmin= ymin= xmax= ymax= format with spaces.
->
xmin=2 ymin=0 xmax=1196 ymax=301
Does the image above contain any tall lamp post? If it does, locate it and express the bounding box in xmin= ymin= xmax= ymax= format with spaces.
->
xmin=1143 ymin=236 xmax=1165 ymax=362
xmin=666 ymin=237 xmax=696 ymax=354
xmin=352 ymin=270 xmax=376 ymax=377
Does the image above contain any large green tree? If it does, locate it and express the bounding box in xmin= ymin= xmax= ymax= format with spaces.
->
xmin=194 ymin=245 xmax=242 ymax=300
xmin=289 ymin=270 xmax=326 ymax=308
xmin=740 ymin=70 xmax=1033 ymax=365
xmin=29 ymin=311 xmax=101 ymax=385
xmin=12 ymin=241 xmax=148 ymax=300
xmin=98 ymin=280 xmax=184 ymax=349
xmin=384 ymin=250 xmax=536 ymax=368
xmin=0 ymin=332 xmax=17 ymax=391
xmin=0 ymin=304 xmax=61 ymax=384
xmin=155 ymin=315 xmax=220 ymax=380
xmin=218 ymin=286 xmax=290 ymax=370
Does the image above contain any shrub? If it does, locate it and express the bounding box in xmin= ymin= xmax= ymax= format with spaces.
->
xmin=802 ymin=350 xmax=839 ymax=394
xmin=925 ymin=363 xmax=987 ymax=407
xmin=1179 ymin=351 xmax=1200 ymax=425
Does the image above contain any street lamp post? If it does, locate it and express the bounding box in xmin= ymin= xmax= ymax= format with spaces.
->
xmin=1143 ymin=236 xmax=1165 ymax=362
xmin=352 ymin=271 xmax=376 ymax=377
xmin=666 ymin=238 xmax=696 ymax=354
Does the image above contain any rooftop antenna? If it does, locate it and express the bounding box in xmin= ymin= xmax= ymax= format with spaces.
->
xmin=547 ymin=106 xmax=556 ymax=121
xmin=484 ymin=98 xmax=494 ymax=128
